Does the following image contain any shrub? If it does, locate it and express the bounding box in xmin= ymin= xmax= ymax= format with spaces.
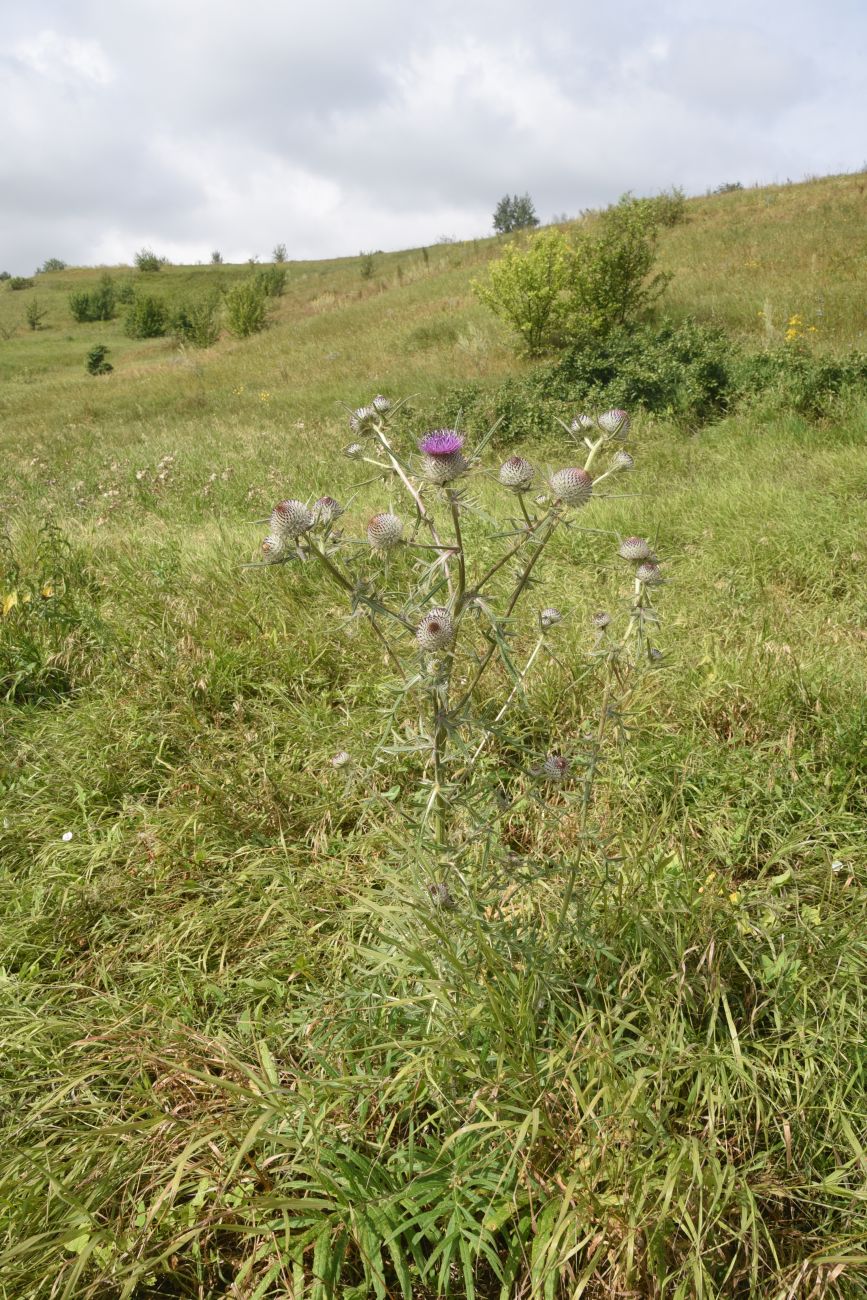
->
xmin=472 ymin=228 xmax=570 ymax=355
xmin=85 ymin=344 xmax=112 ymax=375
xmin=115 ymin=279 xmax=135 ymax=305
xmin=38 ymin=258 xmax=67 ymax=273
xmin=68 ymin=274 xmax=116 ymax=323
xmin=224 ymin=278 xmax=269 ymax=337
xmin=210 ymin=250 xmax=223 ymax=265
xmin=253 ymin=265 xmax=286 ymax=297
xmin=493 ymin=192 xmax=540 ymax=234
xmin=734 ymin=345 xmax=867 ymax=418
xmin=170 ymin=295 xmax=221 ymax=348
xmin=563 ymin=195 xmax=671 ymax=343
xmin=124 ymin=294 xmax=168 ymax=338
xmin=272 ymin=242 xmax=287 ymax=263
xmin=134 ymin=248 xmax=162 ymax=272
xmin=25 ymin=299 xmax=48 ymax=331
xmin=359 ymin=252 xmax=375 ymax=280
xmin=0 ymin=271 xmax=10 ymax=281
xmin=714 ymin=181 xmax=744 ymax=195
xmin=648 ymin=186 xmax=687 ymax=227
xmin=8 ymin=276 xmax=34 ymax=291
xmin=475 ymin=196 xmax=671 ymax=355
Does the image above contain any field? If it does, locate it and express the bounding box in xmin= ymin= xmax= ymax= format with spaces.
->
xmin=1 ymin=173 xmax=866 ymax=1298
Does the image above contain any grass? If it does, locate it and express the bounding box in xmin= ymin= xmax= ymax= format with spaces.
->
xmin=1 ymin=173 xmax=866 ymax=1298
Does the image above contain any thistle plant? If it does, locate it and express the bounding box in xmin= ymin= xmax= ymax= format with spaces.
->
xmin=245 ymin=402 xmax=666 ymax=927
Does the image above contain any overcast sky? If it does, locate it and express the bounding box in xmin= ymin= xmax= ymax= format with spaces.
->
xmin=2 ymin=0 xmax=865 ymax=272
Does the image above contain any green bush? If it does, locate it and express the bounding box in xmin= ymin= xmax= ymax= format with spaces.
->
xmin=134 ymin=248 xmax=162 ymax=272
xmin=38 ymin=258 xmax=67 ymax=273
xmin=0 ymin=271 xmax=10 ymax=282
xmin=563 ymin=195 xmax=671 ymax=343
xmin=224 ymin=278 xmax=269 ymax=338
xmin=85 ymin=344 xmax=113 ymax=375
xmin=415 ymin=320 xmax=867 ymax=442
xmin=68 ymin=274 xmax=116 ymax=323
xmin=25 ymin=299 xmax=48 ymax=331
xmin=472 ymin=228 xmax=570 ymax=354
xmin=253 ymin=265 xmax=286 ymax=297
xmin=115 ymin=279 xmax=136 ymax=305
xmin=124 ymin=294 xmax=168 ymax=339
xmin=734 ymin=345 xmax=867 ymax=419
xmin=8 ymin=276 xmax=34 ymax=291
xmin=648 ymin=186 xmax=687 ymax=228
xmin=170 ymin=296 xmax=221 ymax=348
xmin=474 ymin=196 xmax=670 ymax=355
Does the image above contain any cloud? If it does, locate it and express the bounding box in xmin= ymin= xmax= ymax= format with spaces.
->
xmin=0 ymin=0 xmax=865 ymax=272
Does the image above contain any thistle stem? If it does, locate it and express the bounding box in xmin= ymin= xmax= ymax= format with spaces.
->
xmin=451 ymin=512 xmax=560 ymax=716
xmin=448 ymin=491 xmax=466 ymax=612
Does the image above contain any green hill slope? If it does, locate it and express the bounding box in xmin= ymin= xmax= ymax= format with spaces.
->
xmin=1 ymin=173 xmax=866 ymax=1299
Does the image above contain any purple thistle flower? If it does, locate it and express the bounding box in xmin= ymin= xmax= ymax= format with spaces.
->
xmin=418 ymin=429 xmax=465 ymax=457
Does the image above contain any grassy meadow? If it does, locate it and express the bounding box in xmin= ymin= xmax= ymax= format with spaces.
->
xmin=1 ymin=173 xmax=867 ymax=1298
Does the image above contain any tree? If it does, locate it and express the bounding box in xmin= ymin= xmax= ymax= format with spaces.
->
xmin=210 ymin=250 xmax=224 ymax=265
xmin=492 ymin=192 xmax=540 ymax=235
xmin=38 ymin=258 xmax=67 ymax=273
xmin=272 ymin=243 xmax=287 ymax=263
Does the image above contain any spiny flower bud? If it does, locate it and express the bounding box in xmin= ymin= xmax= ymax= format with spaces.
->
xmin=271 ymin=499 xmax=314 ymax=538
xmin=591 ymin=610 xmax=612 ymax=629
xmin=618 ymin=536 xmax=652 ymax=561
xmin=570 ymin=413 xmax=596 ymax=433
xmin=260 ymin=534 xmax=289 ymax=563
xmin=597 ymin=408 xmax=631 ymax=438
xmin=498 ymin=455 xmax=534 ymax=490
xmin=331 ymin=750 xmax=352 ymax=768
xmin=539 ymin=607 xmax=562 ymax=629
xmin=636 ymin=561 xmax=663 ymax=585
xmin=344 ymin=442 xmax=364 ymax=459
xmin=416 ymin=606 xmax=455 ymax=652
xmin=542 ymin=753 xmax=570 ymax=781
xmin=349 ymin=405 xmax=378 ymax=434
xmin=372 ymin=394 xmax=391 ymax=414
xmin=610 ymin=450 xmax=634 ymax=472
xmin=312 ymin=496 xmax=343 ymax=526
xmin=367 ymin=512 xmax=404 ymax=550
xmin=550 ymin=467 xmax=593 ymax=507
xmin=420 ymin=452 xmax=467 ymax=484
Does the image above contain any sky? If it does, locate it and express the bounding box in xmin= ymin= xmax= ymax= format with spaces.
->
xmin=1 ymin=0 xmax=865 ymax=272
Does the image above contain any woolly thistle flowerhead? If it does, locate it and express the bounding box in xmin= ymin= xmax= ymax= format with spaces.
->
xmin=311 ymin=496 xmax=343 ymax=526
xmin=260 ymin=533 xmax=289 ymax=564
xmin=372 ymin=394 xmax=391 ymax=414
xmin=539 ymin=607 xmax=562 ymax=630
xmin=597 ymin=408 xmax=631 ymax=439
xmin=416 ymin=606 xmax=455 ymax=652
xmin=610 ymin=450 xmax=634 ymax=473
xmin=549 ymin=467 xmax=593 ymax=507
xmin=331 ymin=750 xmax=352 ymax=769
xmin=591 ymin=610 xmax=612 ymax=629
xmin=498 ymin=455 xmax=534 ymax=491
xmin=367 ymin=512 xmax=404 ymax=550
xmin=542 ymin=753 xmax=571 ymax=781
xmin=569 ymin=413 xmax=597 ymax=433
xmin=349 ymin=405 xmax=378 ymax=435
xmin=344 ymin=442 xmax=364 ymax=459
xmin=636 ymin=561 xmax=663 ymax=586
xmin=418 ymin=430 xmax=464 ymax=457
xmin=270 ymin=499 xmax=314 ymax=538
xmin=618 ymin=536 xmax=653 ymax=562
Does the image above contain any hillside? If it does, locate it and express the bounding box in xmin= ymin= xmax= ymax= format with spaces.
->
xmin=1 ymin=173 xmax=866 ymax=1299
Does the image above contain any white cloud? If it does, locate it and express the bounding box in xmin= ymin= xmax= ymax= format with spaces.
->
xmin=0 ymin=0 xmax=865 ymax=272
xmin=12 ymin=29 xmax=114 ymax=87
